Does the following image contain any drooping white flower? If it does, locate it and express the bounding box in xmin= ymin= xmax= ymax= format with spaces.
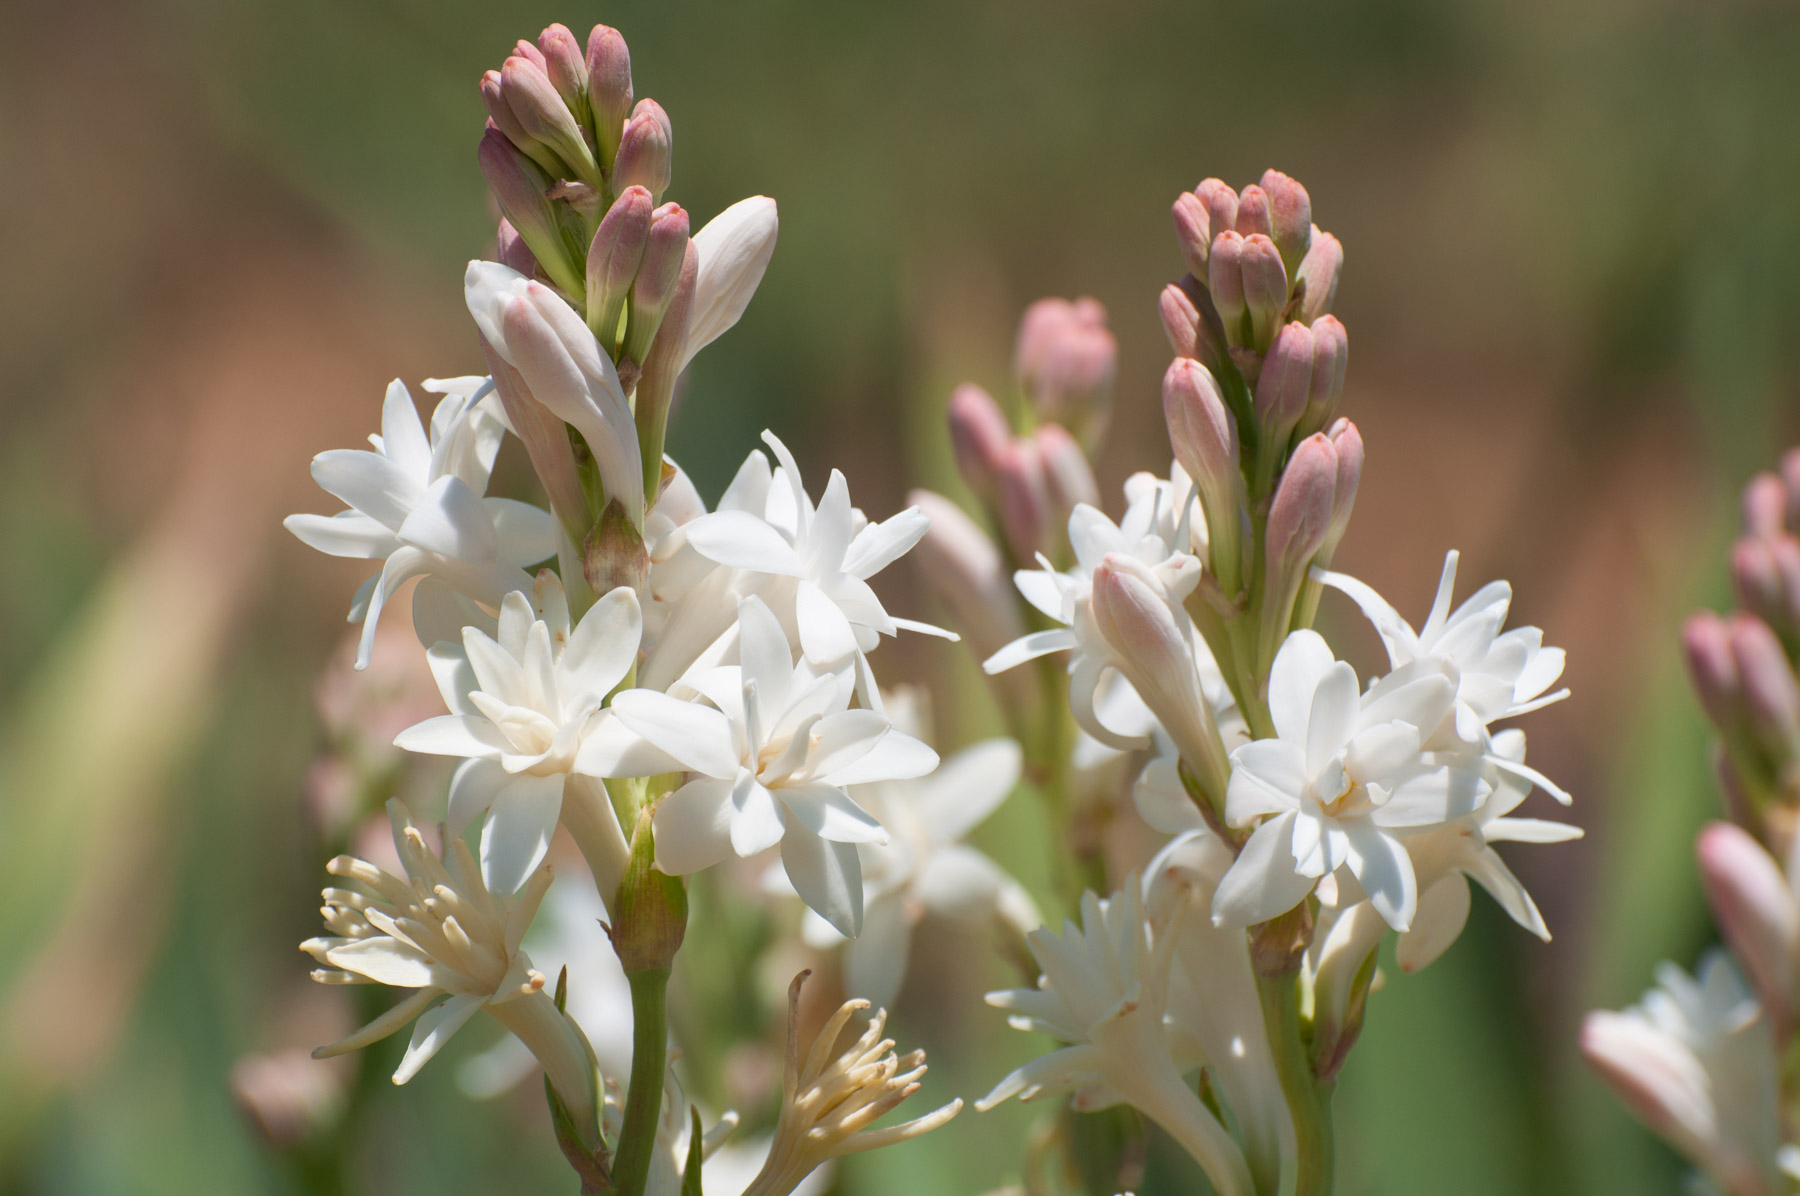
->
xmin=394 ymin=574 xmax=643 ymax=894
xmin=1582 ymin=951 xmax=1784 ymax=1196
xmin=284 ymin=378 xmax=554 ymax=669
xmin=799 ymin=691 xmax=1033 ymax=1007
xmin=302 ymin=800 xmax=598 ymax=1136
xmin=605 ymin=595 xmax=937 ymax=936
xmin=979 ymin=884 xmax=1255 ymax=1196
xmin=1212 ymin=629 xmax=1484 ymax=931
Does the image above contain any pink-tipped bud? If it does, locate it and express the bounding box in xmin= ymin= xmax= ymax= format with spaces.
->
xmin=1163 ymin=358 xmax=1239 ymax=499
xmin=1255 ymin=320 xmax=1315 ymax=450
xmin=1261 ymin=169 xmax=1313 ymax=277
xmin=586 ymin=185 xmax=654 ymax=344
xmin=1239 ymin=234 xmax=1289 ymax=351
xmin=1160 ymin=280 xmax=1202 ymax=360
xmin=585 ymin=25 xmax=634 ymax=165
xmin=995 ymin=440 xmax=1053 ymax=564
xmin=613 ymin=98 xmax=673 ymax=203
xmin=510 ymin=38 xmax=547 ymax=71
xmin=478 ymin=128 xmax=579 ymax=295
xmin=1196 ymin=179 xmax=1239 ymax=242
xmin=1209 ymin=231 xmax=1247 ymax=346
xmin=1729 ymin=613 xmax=1800 ymax=762
xmin=480 ymin=70 xmax=532 ymax=151
xmin=1265 ymin=433 xmax=1339 ymax=632
xmin=946 ymin=384 xmax=1012 ymax=500
xmin=1235 ymin=185 xmax=1273 ymax=238
xmin=622 ymin=201 xmax=690 ymax=365
xmin=1034 ymin=423 xmax=1099 ymax=529
xmin=496 ymin=220 xmax=538 ymax=277
xmin=1733 ymin=537 xmax=1788 ymax=631
xmin=1744 ymin=472 xmax=1789 ymax=539
xmin=1172 ymin=191 xmax=1212 ymax=278
xmin=1299 ymin=315 xmax=1349 ymax=437
xmin=1696 ymin=821 xmax=1799 ymax=1035
xmin=1297 ymin=232 xmax=1344 ymax=323
xmin=536 ymin=24 xmax=588 ymax=111
xmin=907 ymin=490 xmax=1025 ymax=662
xmin=1014 ymin=297 xmax=1117 ymax=432
xmin=500 ymin=55 xmax=600 ymax=185
xmin=1321 ymin=419 xmax=1363 ymax=555
xmin=1684 ymin=611 xmax=1745 ymax=734
xmin=1579 ymin=1009 xmax=1728 ymax=1177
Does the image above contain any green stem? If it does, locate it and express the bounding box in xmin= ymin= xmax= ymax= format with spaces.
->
xmin=1256 ymin=971 xmax=1334 ymax=1195
xmin=612 ymin=967 xmax=672 ymax=1196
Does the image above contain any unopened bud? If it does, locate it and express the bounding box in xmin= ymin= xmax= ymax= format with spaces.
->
xmin=1299 ymin=315 xmax=1348 ymax=437
xmin=1255 ymin=321 xmax=1314 ymax=452
xmin=585 ymin=497 xmax=650 ymax=596
xmin=1160 ymin=281 xmax=1202 ymax=360
xmin=946 ymin=384 xmax=1012 ymax=500
xmin=994 ymin=440 xmax=1052 ymax=564
xmin=1686 ymin=611 xmax=1751 ymax=747
xmin=1579 ymin=1009 xmax=1721 ymax=1172
xmin=1733 ymin=537 xmax=1788 ymax=631
xmin=633 ymin=241 xmax=699 ymax=492
xmin=1744 ymin=472 xmax=1789 ymax=538
xmin=1782 ymin=448 xmax=1800 ymax=532
xmin=613 ymin=98 xmax=672 ymax=203
xmin=1014 ymin=297 xmax=1117 ymax=433
xmin=1297 ymin=232 xmax=1343 ymax=323
xmin=585 ymin=25 xmax=634 ymax=167
xmin=1235 ymin=185 xmax=1272 ymax=238
xmin=480 ymin=72 xmax=533 ymax=156
xmin=623 ymin=202 xmax=691 ymax=366
xmin=1196 ymin=179 xmax=1238 ymax=243
xmin=586 ymin=185 xmax=654 ymax=344
xmin=907 ymin=490 xmax=1026 ymax=663
xmin=1261 ymin=169 xmax=1313 ymax=278
xmin=478 ymin=128 xmax=582 ymax=296
xmin=1730 ymin=613 xmax=1800 ymax=763
xmin=1262 ymin=432 xmax=1339 ymax=661
xmin=496 ymin=220 xmax=538 ymax=277
xmin=1172 ymin=191 xmax=1211 ymax=278
xmin=613 ymin=806 xmax=688 ymax=973
xmin=1696 ymin=821 xmax=1799 ymax=1035
xmin=1034 ymin=424 xmax=1099 ymax=542
xmin=1321 ymin=419 xmax=1363 ymax=556
xmin=536 ymin=23 xmax=588 ymax=115
xmin=510 ymin=38 xmax=547 ymax=72
xmin=1163 ymin=359 xmax=1239 ymax=498
xmin=500 ymin=55 xmax=600 ymax=186
xmin=1240 ymin=234 xmax=1289 ymax=351
xmin=1209 ymin=231 xmax=1247 ymax=346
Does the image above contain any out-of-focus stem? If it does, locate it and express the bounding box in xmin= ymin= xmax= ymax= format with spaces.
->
xmin=612 ymin=967 xmax=671 ymax=1196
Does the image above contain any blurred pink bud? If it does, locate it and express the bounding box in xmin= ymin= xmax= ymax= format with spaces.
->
xmin=1321 ymin=419 xmax=1363 ymax=555
xmin=1240 ymin=234 xmax=1289 ymax=351
xmin=1255 ymin=320 xmax=1315 ymax=450
xmin=537 ymin=23 xmax=588 ymax=110
xmin=1160 ymin=281 xmax=1202 ymax=360
xmin=908 ymin=490 xmax=1025 ymax=661
xmin=1163 ymin=358 xmax=1238 ymax=500
xmin=1743 ymin=472 xmax=1788 ymax=538
xmin=1209 ymin=231 xmax=1247 ymax=345
xmin=1014 ymin=297 xmax=1117 ymax=430
xmin=1732 ymin=537 xmax=1788 ymax=632
xmin=501 ymin=55 xmax=599 ymax=184
xmin=1261 ymin=169 xmax=1313 ymax=277
xmin=995 ymin=440 xmax=1053 ymax=564
xmin=613 ymin=98 xmax=673 ymax=202
xmin=1782 ymin=448 xmax=1800 ymax=532
xmin=1196 ymin=179 xmax=1238 ymax=242
xmin=946 ymin=383 xmax=1012 ymax=499
xmin=1299 ymin=315 xmax=1349 ymax=436
xmin=496 ymin=220 xmax=538 ymax=277
xmin=586 ymin=25 xmax=634 ymax=164
xmin=1579 ymin=1010 xmax=1744 ymax=1182
xmin=1034 ymin=423 xmax=1099 ymax=525
xmin=1685 ymin=611 xmax=1742 ymax=728
xmin=586 ymin=185 xmax=654 ymax=342
xmin=1172 ymin=191 xmax=1211 ymax=278
xmin=1297 ymin=232 xmax=1344 ymax=323
xmin=1697 ymin=821 xmax=1799 ymax=1035
xmin=510 ymin=38 xmax=547 ymax=72
xmin=232 ymin=1050 xmax=345 ymax=1151
xmin=623 ymin=202 xmax=691 ymax=365
xmin=1235 ymin=184 xmax=1273 ymax=238
xmin=1729 ymin=613 xmax=1800 ymax=761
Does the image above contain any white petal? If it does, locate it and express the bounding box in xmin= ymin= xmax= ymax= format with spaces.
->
xmin=796 ymin=578 xmax=859 ymax=667
xmin=916 ymin=739 xmax=1023 ymax=843
xmin=1463 ymin=846 xmax=1550 ymax=939
xmin=481 ymin=773 xmax=565 ymax=893
xmin=284 ymin=511 xmax=399 ymax=558
xmin=730 ymin=776 xmax=788 ymax=857
xmin=822 ymin=727 xmax=938 ymax=787
xmin=398 ymin=475 xmax=498 ymax=561
xmin=380 ymin=379 xmax=432 ymax=478
xmin=393 ymin=994 xmax=484 ymax=1084
xmin=1133 ymin=753 xmax=1209 ymax=835
xmin=485 ymin=499 xmax=557 ymax=567
xmin=1223 ymin=741 xmax=1306 ymax=825
xmin=684 ymin=510 xmax=805 ymax=576
xmin=982 ymin=629 xmax=1076 ymax=674
xmin=652 ymin=777 xmax=739 ymax=874
xmin=1484 ymin=817 xmax=1583 ymax=844
xmin=575 ymin=708 xmax=689 ymax=777
xmin=916 ymin=844 xmax=1007 ymax=914
xmin=1305 ymin=662 xmax=1361 ymax=776
xmin=394 ymin=714 xmax=508 ymax=759
xmin=736 ymin=593 xmax=796 ymax=714
xmin=311 ymin=449 xmax=421 ymax=530
xmin=611 ymin=689 xmax=740 ymax=778
xmin=843 ymin=893 xmax=911 ymax=1008
xmin=326 ymin=937 xmax=439 ymax=987
xmin=1342 ymin=822 xmax=1417 ymax=931
xmin=1211 ymin=812 xmax=1315 ymax=926
xmin=559 ymin=586 xmax=643 ymax=703
xmin=842 ymin=508 xmax=929 ymax=579
xmin=1267 ymin=629 xmax=1338 ymax=745
xmin=782 ymin=827 xmax=865 ymax=937
xmin=779 ymin=782 xmax=887 ymax=844
xmin=1316 ymin=568 xmax=1419 ymax=667
xmin=681 ymin=196 xmax=778 ymax=372
xmin=447 ymin=757 xmax=508 ymax=837
xmin=1397 ymin=874 xmax=1470 ymax=972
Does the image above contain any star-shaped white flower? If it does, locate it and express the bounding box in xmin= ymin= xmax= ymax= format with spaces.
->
xmin=285 ymin=378 xmax=555 ymax=669
xmin=1211 ymin=629 xmax=1485 ymax=931
xmin=394 ymin=573 xmax=642 ymax=893
xmin=607 ymin=595 xmax=938 ymax=936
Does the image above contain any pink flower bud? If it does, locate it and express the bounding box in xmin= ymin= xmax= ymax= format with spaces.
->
xmin=1297 ymin=232 xmax=1343 ymax=323
xmin=1240 ymin=234 xmax=1289 ymax=351
xmin=994 ymin=440 xmax=1052 ymax=564
xmin=946 ymin=383 xmax=1011 ymax=500
xmin=1172 ymin=191 xmax=1211 ymax=278
xmin=1322 ymin=419 xmax=1363 ymax=556
xmin=1685 ymin=611 xmax=1741 ymax=734
xmin=613 ymin=98 xmax=673 ymax=203
xmin=1733 ymin=537 xmax=1788 ymax=631
xmin=907 ymin=490 xmax=1026 ymax=662
xmin=623 ymin=202 xmax=691 ymax=365
xmin=634 ymin=240 xmax=699 ymax=489
xmin=585 ymin=25 xmax=634 ymax=165
xmin=1209 ymin=231 xmax=1247 ymax=346
xmin=480 ymin=71 xmax=532 ymax=151
xmin=1261 ymin=433 xmax=1339 ymax=658
xmin=496 ymin=220 xmax=538 ymax=277
xmin=1782 ymin=448 xmax=1800 ymax=532
xmin=1744 ymin=472 xmax=1788 ymax=538
xmin=1160 ymin=282 xmax=1201 ymax=359
xmin=1260 ymin=169 xmax=1313 ymax=278
xmin=1034 ymin=424 xmax=1099 ymax=535
xmin=536 ymin=23 xmax=588 ymax=111
xmin=510 ymin=39 xmax=547 ymax=72
xmin=1235 ymin=185 xmax=1273 ymax=238
xmin=1196 ymin=179 xmax=1238 ymax=241
xmin=1729 ymin=613 xmax=1800 ymax=762
xmin=478 ymin=128 xmax=580 ymax=295
xmin=500 ymin=55 xmax=599 ymax=185
xmin=1697 ymin=821 xmax=1799 ymax=1035
xmin=1013 ymin=297 xmax=1117 ymax=431
xmin=586 ymin=185 xmax=654 ymax=345
xmin=1255 ymin=320 xmax=1315 ymax=450
xmin=1298 ymin=315 xmax=1349 ymax=437
xmin=1579 ymin=1011 xmax=1727 ymax=1178
xmin=1163 ymin=358 xmax=1239 ymax=499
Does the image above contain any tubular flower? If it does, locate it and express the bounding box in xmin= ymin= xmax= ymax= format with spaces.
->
xmin=743 ymin=972 xmax=961 ymax=1196
xmin=394 ymin=573 xmax=643 ymax=894
xmin=284 ymin=377 xmax=554 ymax=669
xmin=979 ymin=884 xmax=1255 ymax=1196
xmin=607 ymin=595 xmax=938 ymax=936
xmin=302 ymin=801 xmax=599 ymax=1137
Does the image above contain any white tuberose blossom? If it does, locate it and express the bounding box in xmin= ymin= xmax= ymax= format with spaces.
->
xmin=1212 ymin=629 xmax=1482 ymax=931
xmin=284 ymin=378 xmax=554 ymax=669
xmin=608 ymin=595 xmax=938 ymax=936
xmin=394 ymin=574 xmax=641 ymax=894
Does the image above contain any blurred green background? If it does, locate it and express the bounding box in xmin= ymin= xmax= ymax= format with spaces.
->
xmin=5 ymin=0 xmax=1800 ymax=1191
